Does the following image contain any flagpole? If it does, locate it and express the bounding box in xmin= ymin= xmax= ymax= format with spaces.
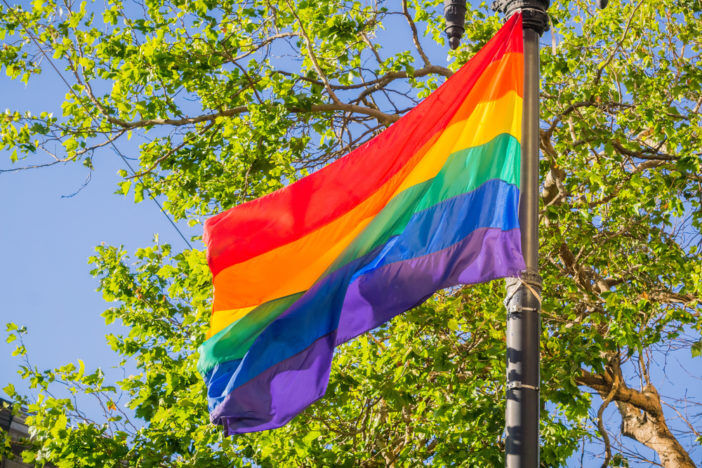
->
xmin=444 ymin=2 xmax=548 ymax=465
xmin=493 ymin=1 xmax=549 ymax=467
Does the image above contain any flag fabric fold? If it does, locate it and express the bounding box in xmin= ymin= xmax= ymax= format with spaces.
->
xmin=198 ymin=14 xmax=525 ymax=435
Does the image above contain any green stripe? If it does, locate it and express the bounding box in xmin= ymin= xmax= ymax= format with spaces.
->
xmin=199 ymin=293 xmax=303 ymax=375
xmin=326 ymin=132 xmax=520 ymax=274
xmin=198 ymin=133 xmax=520 ymax=374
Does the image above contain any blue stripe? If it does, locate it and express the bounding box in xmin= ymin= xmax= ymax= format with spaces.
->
xmin=349 ymin=178 xmax=520 ymax=281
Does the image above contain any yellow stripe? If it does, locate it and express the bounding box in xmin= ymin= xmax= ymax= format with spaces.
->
xmin=210 ymin=91 xmax=523 ymax=321
xmin=393 ymin=92 xmax=521 ymax=195
xmin=207 ymin=306 xmax=256 ymax=339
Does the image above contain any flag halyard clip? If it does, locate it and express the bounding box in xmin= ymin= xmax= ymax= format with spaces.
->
xmin=506 ymin=304 xmax=538 ymax=320
xmin=506 ymin=304 xmax=539 ymax=313
xmin=507 ymin=381 xmax=540 ymax=391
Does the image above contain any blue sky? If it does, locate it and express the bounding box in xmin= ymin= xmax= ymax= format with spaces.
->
xmin=0 ymin=67 xmax=197 ymax=392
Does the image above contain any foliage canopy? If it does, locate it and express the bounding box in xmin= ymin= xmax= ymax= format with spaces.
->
xmin=1 ymin=0 xmax=701 ymax=466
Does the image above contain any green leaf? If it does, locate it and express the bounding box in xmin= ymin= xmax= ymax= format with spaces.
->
xmin=3 ymin=383 xmax=15 ymax=397
xmin=692 ymin=340 xmax=702 ymax=358
xmin=447 ymin=318 xmax=459 ymax=331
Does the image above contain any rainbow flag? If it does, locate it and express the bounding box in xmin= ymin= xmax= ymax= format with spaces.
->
xmin=199 ymin=14 xmax=524 ymax=435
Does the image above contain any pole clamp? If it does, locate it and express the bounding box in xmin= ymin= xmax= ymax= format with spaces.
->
xmin=507 ymin=381 xmax=540 ymax=391
xmin=504 ymin=269 xmax=543 ymax=309
xmin=519 ymin=269 xmax=543 ymax=292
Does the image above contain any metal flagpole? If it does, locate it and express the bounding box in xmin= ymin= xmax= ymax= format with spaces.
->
xmin=444 ymin=1 xmax=549 ymax=466
xmin=494 ymin=2 xmax=548 ymax=467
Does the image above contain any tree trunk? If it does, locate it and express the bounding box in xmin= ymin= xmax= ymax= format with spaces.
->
xmin=614 ymin=386 xmax=696 ymax=468
xmin=577 ymin=368 xmax=696 ymax=467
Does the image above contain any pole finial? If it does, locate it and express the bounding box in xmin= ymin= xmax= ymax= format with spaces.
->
xmin=443 ymin=0 xmax=467 ymax=50
xmin=492 ymin=0 xmax=550 ymax=35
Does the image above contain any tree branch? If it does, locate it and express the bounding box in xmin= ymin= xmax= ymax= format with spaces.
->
xmin=356 ymin=66 xmax=451 ymax=102
xmin=576 ymin=368 xmax=660 ymax=415
xmin=277 ymin=64 xmax=451 ymax=91
xmin=99 ymin=101 xmax=399 ymax=130
xmin=285 ymin=0 xmax=344 ymax=106
xmin=401 ymin=0 xmax=431 ymax=67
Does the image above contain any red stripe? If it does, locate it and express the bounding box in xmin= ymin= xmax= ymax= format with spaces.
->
xmin=205 ymin=14 xmax=523 ymax=276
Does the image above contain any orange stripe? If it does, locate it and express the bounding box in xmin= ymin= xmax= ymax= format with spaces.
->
xmin=212 ymin=52 xmax=523 ymax=312
xmin=213 ymin=93 xmax=522 ymax=311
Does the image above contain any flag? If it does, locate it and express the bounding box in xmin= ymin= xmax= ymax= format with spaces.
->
xmin=198 ymin=13 xmax=524 ymax=435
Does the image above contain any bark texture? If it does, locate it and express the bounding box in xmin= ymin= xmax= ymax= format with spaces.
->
xmin=577 ymin=365 xmax=696 ymax=467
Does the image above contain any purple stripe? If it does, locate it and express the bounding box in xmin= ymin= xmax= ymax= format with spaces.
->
xmin=335 ymin=226 xmax=524 ymax=344
xmin=219 ymin=335 xmax=334 ymax=434
xmin=214 ymin=227 xmax=523 ymax=434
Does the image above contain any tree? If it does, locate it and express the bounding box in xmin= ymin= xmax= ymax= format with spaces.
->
xmin=1 ymin=0 xmax=700 ymax=466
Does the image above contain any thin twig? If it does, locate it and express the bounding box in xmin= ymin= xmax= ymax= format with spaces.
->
xmin=597 ymin=366 xmax=621 ymax=468
xmin=285 ymin=0 xmax=344 ymax=106
xmin=593 ymin=1 xmax=643 ymax=86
